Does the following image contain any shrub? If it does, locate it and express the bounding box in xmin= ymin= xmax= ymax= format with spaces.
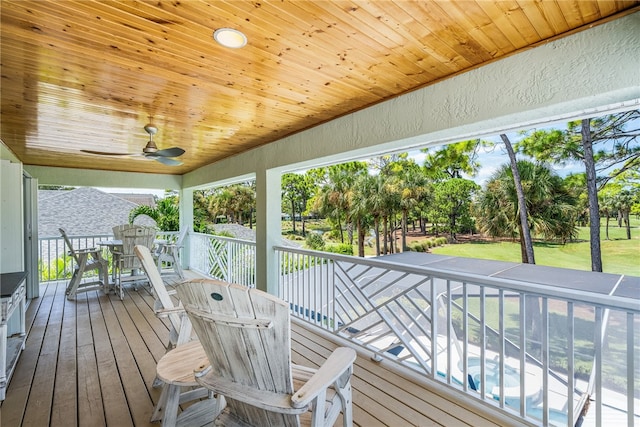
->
xmin=325 ymin=229 xmax=342 ymax=241
xmin=409 ymin=242 xmax=424 ymax=252
xmin=326 ymin=243 xmax=353 ymax=255
xmin=435 ymin=237 xmax=448 ymax=246
xmin=305 ymin=232 xmax=325 ymax=250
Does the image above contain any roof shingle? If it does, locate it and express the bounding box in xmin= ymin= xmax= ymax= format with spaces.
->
xmin=38 ymin=187 xmax=156 ymax=237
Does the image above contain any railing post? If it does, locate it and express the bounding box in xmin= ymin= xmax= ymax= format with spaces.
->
xmin=179 ymin=188 xmax=193 ymax=272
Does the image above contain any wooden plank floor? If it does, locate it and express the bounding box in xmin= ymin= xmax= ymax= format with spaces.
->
xmin=1 ymin=274 xmax=514 ymax=427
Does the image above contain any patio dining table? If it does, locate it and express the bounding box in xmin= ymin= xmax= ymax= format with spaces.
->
xmin=98 ymin=239 xmax=166 ymax=287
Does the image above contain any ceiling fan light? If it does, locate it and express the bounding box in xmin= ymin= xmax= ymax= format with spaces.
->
xmin=213 ymin=28 xmax=247 ymax=48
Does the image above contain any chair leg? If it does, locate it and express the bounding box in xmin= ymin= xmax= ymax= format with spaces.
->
xmin=100 ymin=261 xmax=110 ymax=295
xmin=161 ymin=383 xmax=181 ymax=427
xmin=336 ymin=371 xmax=353 ymax=427
xmin=157 ymin=255 xmax=164 ymax=275
xmin=116 ymin=266 xmax=124 ymax=300
xmin=66 ymin=253 xmax=88 ymax=300
xmin=172 ymin=253 xmax=184 ymax=279
xmin=66 ymin=269 xmax=81 ymax=298
xmin=151 ymin=382 xmax=171 ymax=422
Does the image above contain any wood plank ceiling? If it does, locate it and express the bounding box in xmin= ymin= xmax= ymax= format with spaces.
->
xmin=2 ymin=1 xmax=638 ymax=175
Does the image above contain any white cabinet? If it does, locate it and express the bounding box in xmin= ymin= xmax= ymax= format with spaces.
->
xmin=0 ymin=271 xmax=27 ymax=401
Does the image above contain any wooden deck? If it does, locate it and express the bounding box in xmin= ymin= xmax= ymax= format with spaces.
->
xmin=1 ymin=273 xmax=517 ymax=427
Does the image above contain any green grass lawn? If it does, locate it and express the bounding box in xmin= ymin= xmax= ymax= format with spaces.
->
xmin=285 ymin=218 xmax=639 ymax=276
xmin=431 ymin=219 xmax=640 ymax=277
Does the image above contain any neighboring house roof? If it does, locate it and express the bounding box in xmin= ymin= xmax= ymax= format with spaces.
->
xmin=38 ymin=187 xmax=156 ymax=237
xmin=39 ymin=189 xmax=66 ymax=201
xmin=113 ymin=193 xmax=156 ymax=207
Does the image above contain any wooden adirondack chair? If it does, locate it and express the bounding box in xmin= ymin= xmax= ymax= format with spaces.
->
xmin=175 ymin=278 xmax=357 ymax=427
xmin=59 ymin=228 xmax=109 ymax=300
xmin=113 ymin=225 xmax=156 ymax=299
xmin=134 ymin=244 xmax=224 ymax=427
xmin=112 ymin=223 xmax=138 ymax=240
xmin=134 ymin=245 xmax=190 ymax=348
xmin=154 ymin=228 xmax=186 ymax=279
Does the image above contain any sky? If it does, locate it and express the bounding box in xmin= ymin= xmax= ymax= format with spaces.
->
xmin=409 ymin=141 xmax=584 ymax=187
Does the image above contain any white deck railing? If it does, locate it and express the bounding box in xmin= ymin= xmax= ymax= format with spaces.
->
xmin=39 ymin=233 xmax=638 ymax=426
xmin=38 ymin=231 xmax=178 ymax=282
xmin=189 ymin=232 xmax=256 ymax=287
xmin=274 ymin=245 xmax=639 ymax=427
xmin=38 ymin=234 xmax=113 ymax=282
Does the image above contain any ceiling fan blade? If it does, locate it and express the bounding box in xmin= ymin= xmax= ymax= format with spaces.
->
xmin=154 ymin=156 xmax=183 ymax=166
xmin=81 ymin=149 xmax=136 ymax=156
xmin=153 ymin=147 xmax=185 ymax=157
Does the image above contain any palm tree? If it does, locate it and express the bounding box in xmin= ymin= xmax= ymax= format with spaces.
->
xmin=313 ymin=162 xmax=367 ymax=243
xmin=377 ymin=154 xmax=423 ymax=253
xmin=366 ymin=174 xmax=394 ymax=256
xmin=229 ymin=184 xmax=255 ymax=225
xmin=209 ymin=187 xmax=235 ymax=222
xmin=477 ymin=161 xmax=578 ymax=247
xmin=193 ymin=190 xmax=217 ymax=232
xmin=350 ymin=174 xmax=375 ymax=257
xmin=129 ymin=196 xmax=179 ymax=231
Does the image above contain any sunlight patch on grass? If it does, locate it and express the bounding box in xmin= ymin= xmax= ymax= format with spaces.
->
xmin=431 ymin=225 xmax=639 ymax=276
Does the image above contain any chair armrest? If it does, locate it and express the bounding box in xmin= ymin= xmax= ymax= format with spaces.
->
xmin=290 ymin=347 xmax=356 ymax=409
xmin=153 ymin=299 xmax=186 ymax=317
xmin=154 ymin=306 xmax=187 ymax=318
xmin=76 ymin=247 xmax=100 ymax=254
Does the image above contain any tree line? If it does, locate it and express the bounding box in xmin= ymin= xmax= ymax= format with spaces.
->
xmin=130 ymin=110 xmax=639 ymax=274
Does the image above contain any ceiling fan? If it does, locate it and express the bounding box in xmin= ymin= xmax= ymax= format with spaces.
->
xmin=81 ymin=124 xmax=185 ymax=166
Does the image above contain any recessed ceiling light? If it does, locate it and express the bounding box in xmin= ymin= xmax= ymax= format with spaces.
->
xmin=213 ymin=28 xmax=247 ymax=48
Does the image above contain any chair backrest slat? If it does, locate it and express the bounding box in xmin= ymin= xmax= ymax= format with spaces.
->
xmin=120 ymin=226 xmax=156 ymax=270
xmin=134 ymin=244 xmax=185 ymax=340
xmin=59 ymin=228 xmax=79 ymax=264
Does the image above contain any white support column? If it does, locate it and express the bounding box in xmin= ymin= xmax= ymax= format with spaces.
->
xmin=255 ymin=168 xmax=281 ymax=295
xmin=179 ymin=188 xmax=194 ymax=271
